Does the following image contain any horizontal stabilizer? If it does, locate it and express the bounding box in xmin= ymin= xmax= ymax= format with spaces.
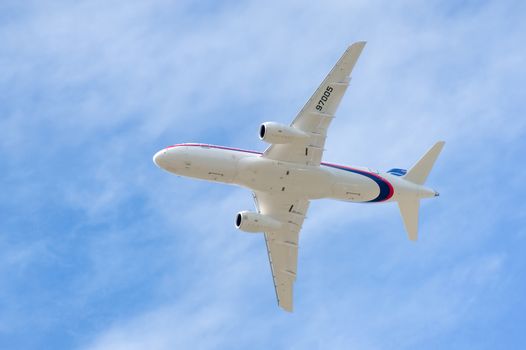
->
xmin=404 ymin=142 xmax=445 ymax=185
xmin=398 ymin=199 xmax=420 ymax=241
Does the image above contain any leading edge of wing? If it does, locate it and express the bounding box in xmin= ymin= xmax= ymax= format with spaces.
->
xmin=291 ymin=41 xmax=366 ymax=126
xmin=262 ymin=42 xmax=366 ymax=166
xmin=253 ymin=192 xmax=310 ymax=312
xmin=263 ymin=231 xmax=294 ymax=312
xmin=252 ymin=193 xmax=290 ymax=311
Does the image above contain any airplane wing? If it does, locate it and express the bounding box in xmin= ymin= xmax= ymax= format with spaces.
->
xmin=263 ymin=41 xmax=366 ymax=165
xmin=252 ymin=191 xmax=310 ymax=312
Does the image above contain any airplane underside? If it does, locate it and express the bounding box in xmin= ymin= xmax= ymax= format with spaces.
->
xmin=153 ymin=42 xmax=444 ymax=312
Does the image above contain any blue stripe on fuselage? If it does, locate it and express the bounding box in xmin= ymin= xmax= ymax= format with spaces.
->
xmin=322 ymin=163 xmax=393 ymax=202
xmin=173 ymin=144 xmax=394 ymax=201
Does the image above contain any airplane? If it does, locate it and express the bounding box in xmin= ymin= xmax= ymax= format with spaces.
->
xmin=153 ymin=41 xmax=445 ymax=312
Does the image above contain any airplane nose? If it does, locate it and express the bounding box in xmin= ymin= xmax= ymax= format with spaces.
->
xmin=153 ymin=149 xmax=167 ymax=168
xmin=153 ymin=146 xmax=185 ymax=173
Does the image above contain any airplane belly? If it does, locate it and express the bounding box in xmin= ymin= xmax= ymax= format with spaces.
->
xmin=331 ymin=179 xmax=379 ymax=202
xmin=179 ymin=147 xmax=239 ymax=183
xmin=236 ymin=157 xmax=332 ymax=197
xmin=325 ymin=166 xmax=389 ymax=202
xmin=236 ymin=157 xmax=284 ymax=192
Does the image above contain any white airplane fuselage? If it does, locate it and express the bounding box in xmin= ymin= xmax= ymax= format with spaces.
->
xmin=154 ymin=143 xmax=437 ymax=203
xmin=153 ymin=42 xmax=445 ymax=312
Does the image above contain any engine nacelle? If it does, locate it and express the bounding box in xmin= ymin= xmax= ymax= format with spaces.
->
xmin=259 ymin=122 xmax=308 ymax=144
xmin=235 ymin=211 xmax=283 ymax=233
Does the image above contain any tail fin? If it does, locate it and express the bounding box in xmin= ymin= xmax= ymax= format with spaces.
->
xmin=404 ymin=141 xmax=445 ymax=185
xmin=398 ymin=141 xmax=445 ymax=241
xmin=398 ymin=199 xmax=419 ymax=241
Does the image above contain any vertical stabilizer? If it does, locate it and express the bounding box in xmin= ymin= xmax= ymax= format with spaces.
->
xmin=398 ymin=199 xmax=420 ymax=241
xmin=404 ymin=142 xmax=445 ymax=185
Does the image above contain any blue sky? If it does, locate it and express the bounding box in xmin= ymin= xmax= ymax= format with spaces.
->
xmin=1 ymin=0 xmax=525 ymax=349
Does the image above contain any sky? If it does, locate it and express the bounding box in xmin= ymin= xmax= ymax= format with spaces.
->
xmin=1 ymin=0 xmax=525 ymax=349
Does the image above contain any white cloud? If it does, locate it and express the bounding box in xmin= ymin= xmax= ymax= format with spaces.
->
xmin=1 ymin=0 xmax=525 ymax=348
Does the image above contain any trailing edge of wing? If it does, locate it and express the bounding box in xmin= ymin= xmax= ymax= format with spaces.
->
xmin=263 ymin=41 xmax=366 ymax=165
xmin=253 ymin=192 xmax=310 ymax=313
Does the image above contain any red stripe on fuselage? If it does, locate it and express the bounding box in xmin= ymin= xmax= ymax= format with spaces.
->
xmin=163 ymin=143 xmax=394 ymax=201
xmin=164 ymin=143 xmax=262 ymax=155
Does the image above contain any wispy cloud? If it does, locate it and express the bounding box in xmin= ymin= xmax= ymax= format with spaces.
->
xmin=1 ymin=0 xmax=525 ymax=349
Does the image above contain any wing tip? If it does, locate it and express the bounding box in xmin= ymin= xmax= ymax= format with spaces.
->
xmin=341 ymin=41 xmax=366 ymax=67
xmin=279 ymin=302 xmax=294 ymax=313
xmin=349 ymin=41 xmax=367 ymax=50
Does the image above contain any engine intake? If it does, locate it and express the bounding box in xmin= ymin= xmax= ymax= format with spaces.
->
xmin=259 ymin=122 xmax=308 ymax=144
xmin=235 ymin=211 xmax=283 ymax=233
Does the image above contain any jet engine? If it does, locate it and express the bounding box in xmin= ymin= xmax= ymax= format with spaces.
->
xmin=235 ymin=211 xmax=283 ymax=233
xmin=259 ymin=122 xmax=308 ymax=144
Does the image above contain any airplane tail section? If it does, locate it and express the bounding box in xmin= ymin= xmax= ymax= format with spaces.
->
xmin=398 ymin=141 xmax=445 ymax=241
xmin=398 ymin=199 xmax=419 ymax=241
xmin=404 ymin=141 xmax=445 ymax=185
